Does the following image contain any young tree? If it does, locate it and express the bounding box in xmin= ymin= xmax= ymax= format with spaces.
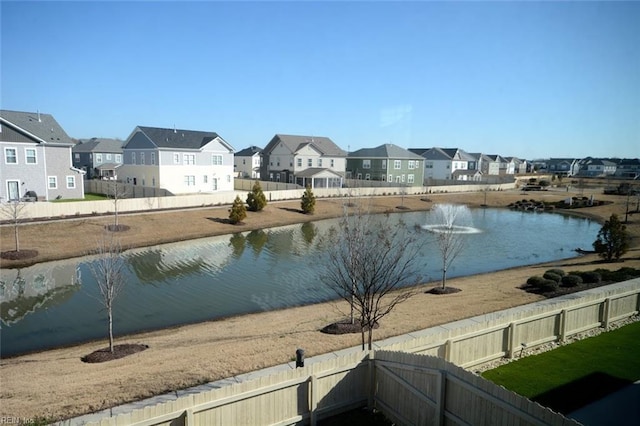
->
xmin=88 ymin=233 xmax=126 ymax=353
xmin=321 ymin=206 xmax=427 ymax=350
xmin=106 ymin=180 xmax=129 ymax=231
xmin=246 ymin=181 xmax=267 ymax=212
xmin=0 ymin=200 xmax=27 ymax=252
xmin=229 ymin=195 xmax=247 ymax=224
xmin=593 ymin=214 xmax=630 ymax=261
xmin=301 ymin=185 xmax=316 ymax=214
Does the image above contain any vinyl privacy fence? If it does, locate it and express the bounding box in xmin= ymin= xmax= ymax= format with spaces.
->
xmin=72 ymin=279 xmax=639 ymax=426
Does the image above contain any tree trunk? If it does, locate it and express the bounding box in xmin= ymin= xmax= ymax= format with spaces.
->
xmin=441 ymin=267 xmax=447 ymax=289
xmin=108 ymin=307 xmax=114 ymax=353
xmin=14 ymin=222 xmax=19 ymax=252
xmin=360 ymin=328 xmax=365 ymax=351
xmin=367 ymin=327 xmax=373 ymax=350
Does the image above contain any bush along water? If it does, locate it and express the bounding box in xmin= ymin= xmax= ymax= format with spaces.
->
xmin=523 ymin=267 xmax=640 ymax=297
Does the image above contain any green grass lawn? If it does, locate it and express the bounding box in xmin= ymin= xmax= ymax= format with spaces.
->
xmin=50 ymin=193 xmax=108 ymax=202
xmin=482 ymin=321 xmax=640 ymax=414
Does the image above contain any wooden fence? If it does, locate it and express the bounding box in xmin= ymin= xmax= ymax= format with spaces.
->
xmin=70 ymin=279 xmax=638 ymax=426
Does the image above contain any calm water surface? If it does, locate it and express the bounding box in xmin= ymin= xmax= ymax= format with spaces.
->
xmin=0 ymin=209 xmax=599 ymax=357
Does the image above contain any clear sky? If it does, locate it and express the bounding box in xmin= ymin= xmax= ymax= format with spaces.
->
xmin=1 ymin=1 xmax=638 ymax=160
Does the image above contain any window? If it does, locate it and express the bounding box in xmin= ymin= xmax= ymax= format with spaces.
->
xmin=330 ymin=159 xmax=335 ymax=167
xmin=173 ymin=153 xmax=180 ymax=164
xmin=401 ymin=174 xmax=405 ymax=183
xmin=5 ymin=148 xmax=17 ymax=164
xmin=242 ymin=159 xmax=246 ymax=165
xmin=408 ymin=160 xmax=415 ymax=170
xmin=318 ymin=158 xmax=323 ymax=167
xmin=151 ymin=153 xmax=156 ymax=165
xmin=426 ymin=162 xmax=433 ymax=169
xmin=396 ymin=176 xmax=401 ymax=183
xmin=25 ymin=148 xmax=36 ymax=164
xmin=203 ymin=175 xmax=208 ymax=183
xmin=106 ymin=153 xmax=112 ymax=161
xmin=394 ymin=160 xmax=401 ymax=169
xmin=74 ymin=153 xmax=80 ymax=160
xmin=408 ymin=174 xmax=415 ymax=184
xmin=297 ymin=158 xmax=302 ymax=167
xmin=212 ymin=155 xmax=223 ymax=165
xmin=140 ymin=152 xmax=145 ymax=165
xmin=184 ymin=154 xmax=195 ymax=165
xmin=48 ymin=176 xmax=57 ymax=189
xmin=212 ymin=178 xmax=218 ymax=190
xmin=66 ymin=176 xmax=76 ymax=188
xmin=365 ymin=173 xmax=371 ymax=180
xmin=388 ymin=174 xmax=393 ymax=182
xmin=227 ymin=175 xmax=231 ymax=183
xmin=115 ymin=154 xmax=122 ymax=163
xmin=382 ymin=160 xmax=387 ymax=169
xmin=96 ymin=153 xmax=103 ymax=163
xmin=131 ymin=152 xmax=136 ymax=164
xmin=362 ymin=160 xmax=371 ymax=169
xmin=184 ymin=175 xmax=195 ymax=186
xmin=308 ymin=158 xmax=312 ymax=167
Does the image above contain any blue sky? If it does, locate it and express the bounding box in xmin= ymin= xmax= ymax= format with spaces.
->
xmin=1 ymin=1 xmax=638 ymax=159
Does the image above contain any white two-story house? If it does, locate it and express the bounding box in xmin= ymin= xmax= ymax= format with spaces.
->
xmin=410 ymin=147 xmax=477 ymax=181
xmin=118 ymin=126 xmax=235 ymax=194
xmin=234 ymin=146 xmax=262 ymax=179
xmin=261 ymin=134 xmax=346 ymax=188
xmin=0 ymin=109 xmax=85 ymax=201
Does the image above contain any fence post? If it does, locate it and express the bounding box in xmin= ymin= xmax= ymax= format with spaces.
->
xmin=309 ymin=374 xmax=317 ymax=426
xmin=559 ymin=309 xmax=567 ymax=343
xmin=603 ymin=297 xmax=611 ymax=330
xmin=436 ymin=370 xmax=446 ymax=426
xmin=444 ymin=339 xmax=452 ymax=362
xmin=185 ymin=408 xmax=194 ymax=425
xmin=508 ymin=322 xmax=516 ymax=359
xmin=368 ymin=350 xmax=376 ymax=411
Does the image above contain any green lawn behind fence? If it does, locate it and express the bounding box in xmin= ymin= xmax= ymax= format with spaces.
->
xmin=50 ymin=193 xmax=108 ymax=202
xmin=482 ymin=321 xmax=640 ymax=414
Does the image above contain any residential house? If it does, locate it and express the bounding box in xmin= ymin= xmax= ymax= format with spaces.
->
xmin=487 ymin=155 xmax=515 ymax=175
xmin=72 ymin=138 xmax=123 ymax=179
xmin=576 ymin=157 xmax=617 ymax=177
xmin=506 ymin=157 xmax=527 ymax=174
xmin=410 ymin=147 xmax=476 ymax=181
xmin=469 ymin=153 xmax=500 ymax=176
xmin=347 ymin=144 xmax=424 ymax=186
xmin=614 ymin=158 xmax=640 ymax=179
xmin=234 ymin=146 xmax=262 ymax=179
xmin=0 ymin=109 xmax=85 ymax=201
xmin=546 ymin=158 xmax=580 ymax=177
xmin=261 ymin=134 xmax=346 ymax=188
xmin=118 ymin=126 xmax=235 ymax=194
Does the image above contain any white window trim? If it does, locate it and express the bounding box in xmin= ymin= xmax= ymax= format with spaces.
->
xmin=394 ymin=160 xmax=401 ymax=170
xmin=66 ymin=176 xmax=76 ymax=189
xmin=212 ymin=154 xmax=223 ymax=166
xmin=5 ymin=147 xmax=17 ymax=164
xmin=48 ymin=176 xmax=58 ymax=189
xmin=174 ymin=153 xmax=180 ymax=164
xmin=25 ymin=148 xmax=37 ymax=164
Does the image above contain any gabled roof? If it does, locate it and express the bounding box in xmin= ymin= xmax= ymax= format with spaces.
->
xmin=0 ymin=109 xmax=74 ymax=145
xmin=468 ymin=153 xmax=493 ymax=162
xmin=349 ymin=144 xmax=423 ymax=160
xmin=235 ymin=146 xmax=263 ymax=157
xmin=295 ymin=167 xmax=343 ymax=178
xmin=134 ymin=126 xmax=234 ymax=152
xmin=73 ymin=138 xmax=123 ymax=153
xmin=264 ymin=134 xmax=346 ymax=157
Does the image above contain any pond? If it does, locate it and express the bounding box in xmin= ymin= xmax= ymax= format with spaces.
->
xmin=0 ymin=209 xmax=599 ymax=357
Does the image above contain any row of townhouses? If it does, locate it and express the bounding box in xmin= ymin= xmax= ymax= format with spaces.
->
xmin=1 ymin=109 xmax=639 ymax=202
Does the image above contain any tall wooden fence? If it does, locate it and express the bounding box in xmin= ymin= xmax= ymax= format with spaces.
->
xmin=67 ymin=279 xmax=639 ymax=426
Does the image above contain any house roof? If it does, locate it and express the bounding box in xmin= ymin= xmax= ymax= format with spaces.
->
xmin=295 ymin=167 xmax=343 ymax=178
xmin=95 ymin=163 xmax=122 ymax=170
xmin=73 ymin=138 xmax=123 ymax=153
xmin=135 ymin=126 xmax=234 ymax=151
xmin=0 ymin=109 xmax=74 ymax=145
xmin=264 ymin=134 xmax=346 ymax=157
xmin=235 ymin=146 xmax=263 ymax=157
xmin=348 ymin=144 xmax=423 ymax=160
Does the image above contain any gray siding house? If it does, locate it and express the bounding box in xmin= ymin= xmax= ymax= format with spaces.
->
xmin=347 ymin=144 xmax=424 ymax=186
xmin=0 ymin=110 xmax=85 ymax=201
xmin=72 ymin=138 xmax=123 ymax=179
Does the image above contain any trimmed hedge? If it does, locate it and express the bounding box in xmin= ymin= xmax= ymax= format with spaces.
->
xmin=545 ymin=269 xmax=567 ymax=277
xmin=561 ymin=274 xmax=583 ymax=287
xmin=543 ymin=271 xmax=563 ymax=283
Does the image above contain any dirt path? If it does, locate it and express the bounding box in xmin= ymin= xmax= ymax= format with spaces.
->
xmin=1 ymin=188 xmax=639 ymax=421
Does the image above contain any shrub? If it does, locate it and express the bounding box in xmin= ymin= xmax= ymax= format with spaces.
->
xmin=545 ymin=269 xmax=566 ymax=277
xmin=526 ymin=276 xmax=546 ymax=287
xmin=246 ymin=181 xmax=267 ymax=212
xmin=228 ymin=196 xmax=247 ymax=224
xmin=575 ymin=271 xmax=602 ymax=284
xmin=539 ymin=279 xmax=559 ymax=292
xmin=561 ymin=274 xmax=583 ymax=287
xmin=300 ymin=185 xmax=316 ymax=214
xmin=543 ymin=271 xmax=562 ymax=283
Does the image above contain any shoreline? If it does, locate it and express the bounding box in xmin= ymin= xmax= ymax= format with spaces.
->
xmin=1 ymin=189 xmax=639 ymax=421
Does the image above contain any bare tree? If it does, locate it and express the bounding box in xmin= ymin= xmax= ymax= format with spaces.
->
xmin=321 ymin=205 xmax=427 ymax=350
xmin=88 ymin=233 xmax=126 ymax=353
xmin=105 ymin=180 xmax=129 ymax=230
xmin=0 ymin=200 xmax=27 ymax=252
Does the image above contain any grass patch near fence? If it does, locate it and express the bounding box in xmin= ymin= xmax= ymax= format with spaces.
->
xmin=482 ymin=321 xmax=640 ymax=414
xmin=50 ymin=193 xmax=108 ymax=202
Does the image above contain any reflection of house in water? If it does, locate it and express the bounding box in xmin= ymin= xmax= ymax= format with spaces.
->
xmin=126 ymin=235 xmax=234 ymax=282
xmin=0 ymin=260 xmax=80 ymax=325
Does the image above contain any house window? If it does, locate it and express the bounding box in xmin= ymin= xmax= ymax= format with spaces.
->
xmin=330 ymin=159 xmax=335 ymax=167
xmin=276 ymin=157 xmax=280 ymax=167
xmin=151 ymin=153 xmax=156 ymax=165
xmin=308 ymin=158 xmax=312 ymax=167
xmin=363 ymin=160 xmax=371 ymax=169
xmin=140 ymin=152 xmax=145 ymax=165
xmin=408 ymin=160 xmax=415 ymax=170
xmin=96 ymin=153 xmax=103 ymax=163
xmin=401 ymin=174 xmax=405 ymax=183
xmin=5 ymin=148 xmax=17 ymax=164
xmin=184 ymin=154 xmax=195 ymax=165
xmin=212 ymin=178 xmax=218 ymax=190
xmin=297 ymin=158 xmax=302 ymax=167
xmin=115 ymin=154 xmax=122 ymax=163
xmin=318 ymin=158 xmax=323 ymax=167
xmin=388 ymin=174 xmax=393 ymax=182
xmin=152 ymin=177 xmax=156 ymax=186
xmin=242 ymin=159 xmax=246 ymax=165
xmin=203 ymin=175 xmax=208 ymax=183
xmin=396 ymin=176 xmax=401 ymax=183
xmin=74 ymin=153 xmax=80 ymax=160
xmin=48 ymin=176 xmax=57 ymax=189
xmin=365 ymin=174 xmax=371 ymax=180
xmin=184 ymin=175 xmax=195 ymax=186
xmin=106 ymin=153 xmax=112 ymax=161
xmin=173 ymin=153 xmax=180 ymax=164
xmin=25 ymin=148 xmax=37 ymax=164
xmin=66 ymin=176 xmax=76 ymax=188
xmin=212 ymin=154 xmax=223 ymax=165
xmin=227 ymin=175 xmax=231 ymax=183
xmin=382 ymin=175 xmax=386 ymax=181
xmin=426 ymin=162 xmax=433 ymax=169
xmin=131 ymin=152 xmax=136 ymax=164
xmin=357 ymin=173 xmax=362 ymax=179
xmin=394 ymin=160 xmax=401 ymax=169
xmin=382 ymin=160 xmax=387 ymax=169
xmin=408 ymin=174 xmax=414 ymax=184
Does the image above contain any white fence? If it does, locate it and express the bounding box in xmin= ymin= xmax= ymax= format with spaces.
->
xmin=5 ymin=182 xmax=515 ymax=221
xmin=66 ymin=278 xmax=639 ymax=426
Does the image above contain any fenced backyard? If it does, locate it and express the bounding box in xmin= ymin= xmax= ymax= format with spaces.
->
xmin=65 ymin=278 xmax=640 ymax=426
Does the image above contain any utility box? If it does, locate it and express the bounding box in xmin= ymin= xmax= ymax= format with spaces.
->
xmin=295 ymin=348 xmax=304 ymax=368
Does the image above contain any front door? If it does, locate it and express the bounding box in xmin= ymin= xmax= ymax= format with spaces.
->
xmin=7 ymin=180 xmax=19 ymax=201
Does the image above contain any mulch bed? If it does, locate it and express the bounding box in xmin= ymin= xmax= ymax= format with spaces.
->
xmin=104 ymin=224 xmax=131 ymax=232
xmin=0 ymin=249 xmax=38 ymax=260
xmin=81 ymin=343 xmax=149 ymax=363
xmin=427 ymin=286 xmax=462 ymax=295
xmin=321 ymin=320 xmax=379 ymax=335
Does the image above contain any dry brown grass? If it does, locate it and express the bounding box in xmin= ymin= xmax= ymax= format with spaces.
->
xmin=1 ymin=188 xmax=639 ymax=421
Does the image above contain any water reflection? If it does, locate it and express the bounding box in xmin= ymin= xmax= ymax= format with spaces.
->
xmin=0 ymin=210 xmax=600 ymax=357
